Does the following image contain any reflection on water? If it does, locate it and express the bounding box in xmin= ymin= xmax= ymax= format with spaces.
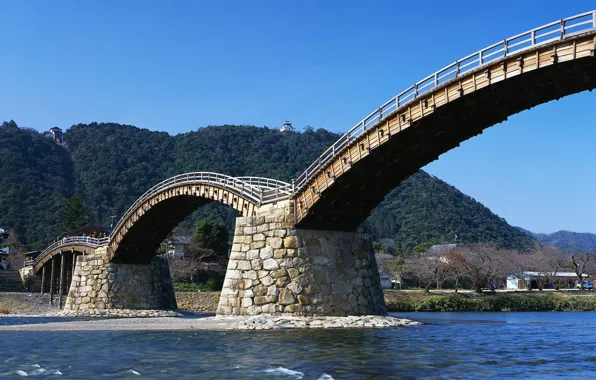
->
xmin=2 ymin=312 xmax=596 ymax=379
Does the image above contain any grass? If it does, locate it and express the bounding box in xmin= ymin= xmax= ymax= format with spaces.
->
xmin=384 ymin=290 xmax=596 ymax=312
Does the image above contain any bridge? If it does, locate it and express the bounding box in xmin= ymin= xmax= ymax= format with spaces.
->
xmin=32 ymin=11 xmax=596 ymax=315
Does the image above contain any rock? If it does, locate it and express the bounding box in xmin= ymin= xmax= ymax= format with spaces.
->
xmin=278 ymin=289 xmax=296 ymax=305
xmin=263 ymin=258 xmax=279 ymax=270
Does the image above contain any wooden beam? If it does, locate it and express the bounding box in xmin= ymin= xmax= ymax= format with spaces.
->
xmin=59 ymin=254 xmax=66 ymax=309
xmin=40 ymin=264 xmax=46 ymax=294
xmin=49 ymin=256 xmax=56 ymax=306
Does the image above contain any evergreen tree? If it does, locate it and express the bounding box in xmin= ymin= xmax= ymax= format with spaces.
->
xmin=61 ymin=194 xmax=88 ymax=232
xmin=192 ymin=219 xmax=229 ymax=259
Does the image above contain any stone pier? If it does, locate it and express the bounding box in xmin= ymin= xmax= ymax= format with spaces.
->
xmin=216 ymin=200 xmax=387 ymax=316
xmin=65 ymin=247 xmax=176 ymax=311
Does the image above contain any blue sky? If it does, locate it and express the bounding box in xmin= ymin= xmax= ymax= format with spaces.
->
xmin=0 ymin=1 xmax=594 ymax=233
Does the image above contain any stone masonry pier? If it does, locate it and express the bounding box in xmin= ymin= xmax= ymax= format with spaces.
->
xmin=65 ymin=247 xmax=176 ymax=311
xmin=217 ymin=200 xmax=387 ymax=316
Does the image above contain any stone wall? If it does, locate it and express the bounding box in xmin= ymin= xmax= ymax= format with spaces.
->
xmin=216 ymin=200 xmax=387 ymax=316
xmin=65 ymin=247 xmax=176 ymax=310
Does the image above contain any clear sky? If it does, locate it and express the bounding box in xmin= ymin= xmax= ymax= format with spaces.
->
xmin=0 ymin=1 xmax=594 ymax=233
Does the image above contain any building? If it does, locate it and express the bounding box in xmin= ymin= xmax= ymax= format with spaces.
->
xmin=48 ymin=127 xmax=64 ymax=143
xmin=506 ymin=271 xmax=590 ymax=290
xmin=379 ymin=270 xmax=393 ymax=289
xmin=166 ymin=235 xmax=191 ymax=258
xmin=279 ymin=121 xmax=296 ymax=133
xmin=58 ymin=223 xmax=111 ymax=239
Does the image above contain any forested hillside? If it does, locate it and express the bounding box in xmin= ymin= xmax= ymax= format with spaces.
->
xmin=0 ymin=121 xmax=536 ymax=253
xmin=0 ymin=121 xmax=74 ymax=245
xmin=365 ymin=172 xmax=536 ymax=253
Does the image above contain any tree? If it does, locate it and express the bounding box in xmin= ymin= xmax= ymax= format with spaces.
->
xmin=380 ymin=257 xmax=405 ymax=286
xmin=532 ymin=246 xmax=567 ymax=290
xmin=192 ymin=219 xmax=229 ymax=260
xmin=567 ymin=251 xmax=594 ymax=290
xmin=459 ymin=244 xmax=518 ymax=293
xmin=406 ymin=253 xmax=447 ymax=292
xmin=443 ymin=250 xmax=469 ymax=292
xmin=61 ymin=194 xmax=89 ymax=232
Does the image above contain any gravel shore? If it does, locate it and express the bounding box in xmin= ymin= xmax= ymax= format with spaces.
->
xmin=0 ymin=314 xmax=420 ymax=331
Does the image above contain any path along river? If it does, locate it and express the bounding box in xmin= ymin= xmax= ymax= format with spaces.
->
xmin=2 ymin=312 xmax=596 ymax=379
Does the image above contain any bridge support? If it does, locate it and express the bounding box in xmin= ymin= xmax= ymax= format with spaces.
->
xmin=217 ymin=200 xmax=387 ymax=316
xmin=64 ymin=247 xmax=177 ymax=311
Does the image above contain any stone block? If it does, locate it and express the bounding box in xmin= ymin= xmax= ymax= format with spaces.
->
xmin=236 ymin=260 xmax=252 ymax=271
xmin=241 ymin=298 xmax=253 ymax=308
xmin=250 ymin=241 xmax=266 ymax=249
xmin=283 ymin=236 xmax=299 ymax=249
xmin=253 ymin=233 xmax=266 ymax=241
xmin=246 ymin=249 xmax=260 ymax=260
xmin=263 ymin=258 xmax=279 ymax=270
xmin=261 ymin=276 xmax=274 ymax=286
xmin=278 ymin=288 xmax=296 ymax=305
xmin=259 ymin=247 xmax=274 ymax=259
xmin=242 ymin=270 xmax=257 ymax=280
xmin=254 ymin=295 xmax=277 ymax=305
xmin=266 ymin=237 xmax=283 ymax=249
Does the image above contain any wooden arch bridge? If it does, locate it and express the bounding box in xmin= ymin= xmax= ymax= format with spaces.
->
xmin=31 ymin=11 xmax=596 ymax=312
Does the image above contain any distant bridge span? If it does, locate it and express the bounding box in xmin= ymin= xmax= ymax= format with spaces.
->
xmin=33 ymin=173 xmax=292 ymax=270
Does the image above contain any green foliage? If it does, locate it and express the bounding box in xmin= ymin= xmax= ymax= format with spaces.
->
xmin=205 ymin=278 xmax=222 ymax=291
xmin=61 ymin=194 xmax=89 ymax=232
xmin=0 ymin=121 xmax=74 ymax=248
xmin=413 ymin=242 xmax=433 ymax=256
xmin=365 ymin=172 xmax=536 ymax=254
xmin=384 ymin=291 xmax=596 ymax=312
xmin=372 ymin=241 xmax=386 ymax=253
xmin=192 ymin=219 xmax=229 ymax=259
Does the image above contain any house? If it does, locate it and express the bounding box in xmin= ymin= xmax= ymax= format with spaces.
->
xmin=166 ymin=235 xmax=191 ymax=258
xmin=58 ymin=223 xmax=111 ymax=239
xmin=48 ymin=127 xmax=64 ymax=143
xmin=279 ymin=121 xmax=296 ymax=133
xmin=421 ymin=244 xmax=458 ymax=263
xmin=379 ymin=270 xmax=393 ymax=288
xmin=506 ymin=271 xmax=590 ymax=290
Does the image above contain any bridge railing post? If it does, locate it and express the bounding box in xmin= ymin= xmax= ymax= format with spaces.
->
xmin=560 ymin=19 xmax=565 ymax=39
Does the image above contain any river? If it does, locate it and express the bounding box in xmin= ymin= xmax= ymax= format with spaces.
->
xmin=1 ymin=312 xmax=596 ymax=379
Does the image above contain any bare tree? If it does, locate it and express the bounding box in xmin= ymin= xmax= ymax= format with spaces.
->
xmin=167 ymin=237 xmax=217 ymax=283
xmin=443 ymin=250 xmax=469 ymax=292
xmin=531 ymin=246 xmax=567 ymax=290
xmin=459 ymin=244 xmax=519 ymax=293
xmin=407 ymin=253 xmax=447 ymax=292
xmin=567 ymin=251 xmax=594 ymax=290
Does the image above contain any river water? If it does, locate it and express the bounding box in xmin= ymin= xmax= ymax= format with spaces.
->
xmin=2 ymin=312 xmax=596 ymax=379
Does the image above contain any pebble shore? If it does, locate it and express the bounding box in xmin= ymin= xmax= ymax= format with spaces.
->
xmin=0 ymin=312 xmax=420 ymax=331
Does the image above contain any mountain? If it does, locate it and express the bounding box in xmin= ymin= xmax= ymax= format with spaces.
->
xmin=365 ymin=172 xmax=536 ymax=253
xmin=517 ymin=228 xmax=596 ymax=252
xmin=0 ymin=121 xmax=536 ymax=253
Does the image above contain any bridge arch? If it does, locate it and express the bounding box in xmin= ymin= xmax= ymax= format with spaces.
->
xmin=293 ymin=11 xmax=596 ymax=230
xmin=108 ymin=172 xmax=292 ymax=263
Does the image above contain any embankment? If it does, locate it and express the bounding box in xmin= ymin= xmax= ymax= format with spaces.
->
xmin=384 ymin=290 xmax=596 ymax=312
xmin=5 ymin=290 xmax=596 ymax=315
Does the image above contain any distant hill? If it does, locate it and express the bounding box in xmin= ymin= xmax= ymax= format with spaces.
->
xmin=365 ymin=172 xmax=537 ymax=254
xmin=517 ymin=228 xmax=596 ymax=252
xmin=0 ymin=120 xmax=536 ymax=253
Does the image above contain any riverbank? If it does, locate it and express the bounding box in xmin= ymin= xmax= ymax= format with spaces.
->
xmin=6 ymin=289 xmax=596 ymax=316
xmin=384 ymin=290 xmax=596 ymax=311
